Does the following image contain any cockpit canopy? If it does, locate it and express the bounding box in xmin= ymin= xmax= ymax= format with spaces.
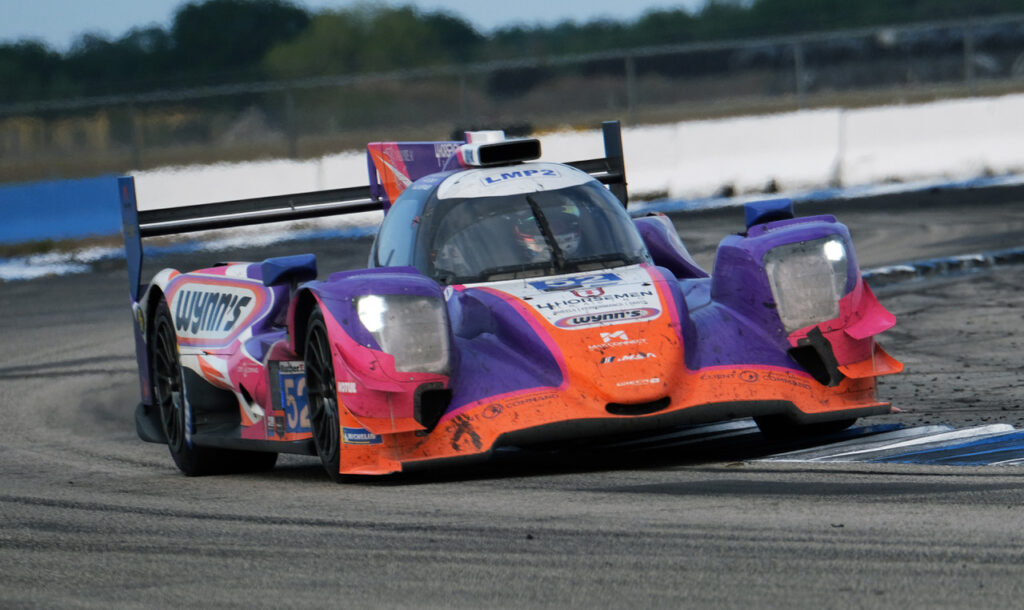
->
xmin=371 ymin=167 xmax=650 ymax=285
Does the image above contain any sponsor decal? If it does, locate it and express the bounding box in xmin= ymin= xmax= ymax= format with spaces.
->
xmin=184 ymin=391 xmax=193 ymax=447
xmin=343 ymin=427 xmax=383 ymax=445
xmin=700 ymin=370 xmax=738 ymax=382
xmin=492 ymin=265 xmax=664 ymax=330
xmin=529 ymin=273 xmax=621 ymax=292
xmin=589 ymin=337 xmax=648 ymax=351
xmin=697 ymin=369 xmax=810 ymax=391
xmin=134 ymin=306 xmax=146 ymax=336
xmin=602 ymin=330 xmax=628 ymax=343
xmin=739 ymin=371 xmax=759 ymax=383
xmin=762 ymin=370 xmax=811 ymax=390
xmin=534 ymin=290 xmax=657 ymax=312
xmin=555 ymin=307 xmax=660 ymax=329
xmin=506 ymin=392 xmax=559 ymax=408
xmin=172 ymin=284 xmax=256 ymax=340
xmin=411 ymin=176 xmax=443 ymax=191
xmin=278 ymin=362 xmax=311 ymax=434
xmin=616 ymin=377 xmax=661 ymax=388
xmin=435 ymin=142 xmax=460 ymax=164
xmin=337 ymin=381 xmax=357 ymax=394
xmin=477 ymin=392 xmax=558 ymax=421
xmin=600 ymin=353 xmax=657 ymax=364
xmin=481 ymin=168 xmax=559 ymax=186
xmin=237 ymin=360 xmax=261 ymax=377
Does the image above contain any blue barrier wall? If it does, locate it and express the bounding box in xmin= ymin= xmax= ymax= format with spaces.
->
xmin=0 ymin=175 xmax=121 ymax=243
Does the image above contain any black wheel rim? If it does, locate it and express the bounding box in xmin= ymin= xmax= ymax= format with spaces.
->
xmin=153 ymin=313 xmax=185 ymax=452
xmin=306 ymin=320 xmax=339 ymax=466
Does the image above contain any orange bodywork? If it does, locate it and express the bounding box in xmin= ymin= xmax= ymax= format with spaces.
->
xmin=329 ymin=271 xmax=896 ymax=476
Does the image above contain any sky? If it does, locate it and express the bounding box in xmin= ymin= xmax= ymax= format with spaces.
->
xmin=0 ymin=0 xmax=708 ymax=52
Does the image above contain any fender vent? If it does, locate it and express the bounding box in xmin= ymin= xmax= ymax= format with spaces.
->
xmin=415 ymin=384 xmax=452 ymax=430
xmin=789 ymin=326 xmax=844 ymax=387
xmin=606 ymin=396 xmax=671 ymax=416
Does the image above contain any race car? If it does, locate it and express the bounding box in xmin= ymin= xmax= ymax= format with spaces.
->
xmin=120 ymin=121 xmax=903 ymax=481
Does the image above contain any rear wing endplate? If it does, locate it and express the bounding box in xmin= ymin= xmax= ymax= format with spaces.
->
xmin=120 ymin=120 xmax=628 ymax=301
xmin=566 ymin=120 xmax=628 ymax=208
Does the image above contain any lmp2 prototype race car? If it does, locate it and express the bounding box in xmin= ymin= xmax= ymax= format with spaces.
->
xmin=120 ymin=121 xmax=903 ymax=481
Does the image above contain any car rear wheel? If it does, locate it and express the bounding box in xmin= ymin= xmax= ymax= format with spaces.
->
xmin=305 ymin=308 xmax=345 ymax=482
xmin=151 ymin=300 xmax=277 ymax=475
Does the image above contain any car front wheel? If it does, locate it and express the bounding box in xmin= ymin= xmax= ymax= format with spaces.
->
xmin=305 ymin=308 xmax=345 ymax=482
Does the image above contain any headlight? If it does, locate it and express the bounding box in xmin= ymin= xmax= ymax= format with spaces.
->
xmin=356 ymin=295 xmax=451 ymax=374
xmin=764 ymin=236 xmax=848 ymax=333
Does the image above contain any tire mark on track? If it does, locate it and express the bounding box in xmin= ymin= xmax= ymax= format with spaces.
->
xmin=0 ymin=369 xmax=136 ymax=380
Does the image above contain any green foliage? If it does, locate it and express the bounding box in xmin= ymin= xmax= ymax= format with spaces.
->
xmin=62 ymin=28 xmax=175 ymax=96
xmin=0 ymin=40 xmax=64 ymax=103
xmin=743 ymin=0 xmax=1024 ymax=34
xmin=264 ymin=5 xmax=482 ymax=78
xmin=170 ymin=0 xmax=310 ymax=80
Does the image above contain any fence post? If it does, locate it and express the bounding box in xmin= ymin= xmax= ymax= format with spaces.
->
xmin=964 ymin=19 xmax=976 ymax=94
xmin=459 ymin=73 xmax=468 ymax=122
xmin=285 ymin=90 xmax=298 ymax=158
xmin=793 ymin=41 xmax=807 ymax=108
xmin=625 ymin=54 xmax=637 ymax=124
xmin=129 ymin=104 xmax=143 ymax=169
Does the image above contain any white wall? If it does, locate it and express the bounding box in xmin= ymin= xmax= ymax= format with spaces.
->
xmin=133 ymin=92 xmax=1024 ymax=209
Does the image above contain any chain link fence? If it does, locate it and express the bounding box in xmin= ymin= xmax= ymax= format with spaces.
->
xmin=3 ymin=13 xmax=1024 ymax=183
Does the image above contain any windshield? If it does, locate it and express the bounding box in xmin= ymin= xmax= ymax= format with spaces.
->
xmin=421 ymin=181 xmax=650 ymax=284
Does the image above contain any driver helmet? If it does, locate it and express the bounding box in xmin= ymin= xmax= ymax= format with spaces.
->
xmin=513 ymin=204 xmax=582 ymax=257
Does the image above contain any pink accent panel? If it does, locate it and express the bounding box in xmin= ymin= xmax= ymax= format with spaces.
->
xmin=825 ymin=327 xmax=875 ymax=365
xmin=320 ymin=312 xmax=394 ymax=421
xmin=240 ymin=420 xmax=266 ymax=440
xmin=315 ymin=296 xmax=445 ymax=426
xmin=829 ymin=282 xmax=895 ymax=365
xmin=844 ymin=283 xmax=897 ymax=340
xmin=784 ymin=278 xmax=898 ymax=365
xmin=192 ymin=266 xmax=231 ymax=276
xmin=228 ymin=350 xmax=270 ymax=412
xmin=321 ymin=312 xmax=403 ymax=393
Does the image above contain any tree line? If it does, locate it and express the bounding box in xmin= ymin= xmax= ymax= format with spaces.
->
xmin=2 ymin=0 xmax=1023 ymax=105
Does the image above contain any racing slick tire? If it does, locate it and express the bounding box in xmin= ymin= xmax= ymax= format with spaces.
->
xmin=150 ymin=300 xmax=278 ymax=476
xmin=304 ymin=308 xmax=347 ymax=483
xmin=754 ymin=414 xmax=857 ymax=440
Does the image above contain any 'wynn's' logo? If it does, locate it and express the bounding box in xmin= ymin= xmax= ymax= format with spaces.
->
xmin=174 ymin=288 xmax=254 ymax=336
xmin=555 ymin=307 xmax=659 ymax=329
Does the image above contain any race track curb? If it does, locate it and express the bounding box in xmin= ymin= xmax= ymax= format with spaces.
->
xmin=863 ymin=246 xmax=1024 ymax=286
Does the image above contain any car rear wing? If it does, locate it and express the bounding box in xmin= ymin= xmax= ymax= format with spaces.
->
xmin=566 ymin=120 xmax=628 ymax=208
xmin=120 ymin=120 xmax=628 ymax=300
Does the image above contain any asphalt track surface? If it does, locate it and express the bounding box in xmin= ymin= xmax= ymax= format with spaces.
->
xmin=2 ymin=187 xmax=1024 ymax=608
